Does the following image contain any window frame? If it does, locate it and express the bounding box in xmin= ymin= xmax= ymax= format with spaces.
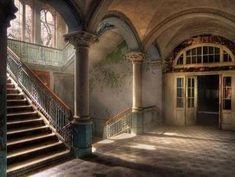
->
xmin=174 ymin=43 xmax=234 ymax=68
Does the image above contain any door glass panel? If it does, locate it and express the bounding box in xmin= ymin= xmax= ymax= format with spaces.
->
xmin=188 ymin=78 xmax=195 ymax=108
xmin=223 ymin=77 xmax=232 ymax=110
xmin=176 ymin=78 xmax=184 ymax=108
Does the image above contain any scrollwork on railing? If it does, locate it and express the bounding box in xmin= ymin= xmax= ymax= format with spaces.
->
xmin=7 ymin=48 xmax=73 ymax=146
xmin=104 ymin=106 xmax=160 ymax=138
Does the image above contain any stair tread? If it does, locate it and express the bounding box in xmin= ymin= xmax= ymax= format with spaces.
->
xmin=7 ymin=111 xmax=37 ymax=117
xmin=7 ymin=117 xmax=43 ymax=125
xmin=8 ymin=141 xmax=63 ymax=158
xmin=7 ymin=105 xmax=32 ymax=109
xmin=7 ymin=130 xmax=53 ymax=144
xmin=7 ymin=150 xmax=70 ymax=173
xmin=7 ymin=133 xmax=55 ymax=146
xmin=7 ymin=125 xmax=49 ymax=135
xmin=7 ymin=99 xmax=27 ymax=102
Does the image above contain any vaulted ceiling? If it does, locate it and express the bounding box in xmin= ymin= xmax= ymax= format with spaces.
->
xmin=69 ymin=0 xmax=235 ymax=59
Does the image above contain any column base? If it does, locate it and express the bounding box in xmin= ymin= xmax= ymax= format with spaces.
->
xmin=131 ymin=111 xmax=143 ymax=135
xmin=72 ymin=119 xmax=92 ymax=158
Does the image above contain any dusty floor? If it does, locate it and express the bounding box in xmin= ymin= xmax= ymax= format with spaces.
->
xmin=31 ymin=126 xmax=235 ymax=177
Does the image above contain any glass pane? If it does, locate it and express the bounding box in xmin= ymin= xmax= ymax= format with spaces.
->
xmin=7 ymin=0 xmax=23 ymax=40
xmin=203 ymin=46 xmax=208 ymax=54
xmin=25 ymin=5 xmax=33 ymax=42
xmin=192 ymin=48 xmax=196 ymax=55
xmin=215 ymin=48 xmax=220 ymax=54
xmin=203 ymin=55 xmax=209 ymax=63
xmin=215 ymin=55 xmax=220 ymax=62
xmin=197 ymin=55 xmax=202 ymax=63
xmin=186 ymin=57 xmax=191 ymax=64
xmin=40 ymin=9 xmax=55 ymax=47
xmin=224 ymin=100 xmax=231 ymax=110
xmin=197 ymin=47 xmax=202 ymax=55
xmin=224 ymin=77 xmax=231 ymax=87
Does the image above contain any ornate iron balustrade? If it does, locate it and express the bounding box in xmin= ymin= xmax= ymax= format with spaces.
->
xmin=104 ymin=108 xmax=132 ymax=138
xmin=104 ymin=106 xmax=160 ymax=138
xmin=7 ymin=39 xmax=75 ymax=67
xmin=7 ymin=48 xmax=73 ymax=146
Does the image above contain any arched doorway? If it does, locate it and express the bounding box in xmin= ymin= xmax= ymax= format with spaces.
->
xmin=164 ymin=35 xmax=235 ymax=130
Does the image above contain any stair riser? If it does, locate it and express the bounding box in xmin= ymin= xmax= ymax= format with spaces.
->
xmin=7 ymin=84 xmax=15 ymax=89
xmin=7 ymin=89 xmax=20 ymax=94
xmin=7 ymin=120 xmax=45 ymax=131
xmin=7 ymin=135 xmax=58 ymax=152
xmin=7 ymin=107 xmax=34 ymax=114
xmin=7 ymin=128 xmax=51 ymax=141
xmin=7 ymin=113 xmax=39 ymax=122
xmin=7 ymin=79 xmax=11 ymax=84
xmin=7 ymin=100 xmax=29 ymax=106
xmin=7 ymin=144 xmax=66 ymax=165
xmin=7 ymin=95 xmax=24 ymax=100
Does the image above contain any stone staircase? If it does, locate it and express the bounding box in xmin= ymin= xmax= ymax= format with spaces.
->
xmin=6 ymin=77 xmax=71 ymax=176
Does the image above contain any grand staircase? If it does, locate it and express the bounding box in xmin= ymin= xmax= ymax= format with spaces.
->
xmin=6 ymin=76 xmax=71 ymax=176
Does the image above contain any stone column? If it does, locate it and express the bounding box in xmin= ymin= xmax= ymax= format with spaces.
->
xmin=64 ymin=31 xmax=97 ymax=158
xmin=0 ymin=1 xmax=17 ymax=176
xmin=126 ymin=52 xmax=145 ymax=135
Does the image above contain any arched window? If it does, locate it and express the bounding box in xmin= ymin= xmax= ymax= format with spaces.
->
xmin=40 ymin=9 xmax=56 ymax=47
xmin=8 ymin=0 xmax=23 ymax=40
xmin=174 ymin=44 xmax=234 ymax=67
xmin=25 ymin=4 xmax=33 ymax=42
xmin=8 ymin=0 xmax=33 ymax=42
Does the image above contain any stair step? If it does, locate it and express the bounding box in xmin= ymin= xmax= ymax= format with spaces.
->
xmin=7 ymin=111 xmax=39 ymax=122
xmin=7 ymin=118 xmax=44 ymax=131
xmin=7 ymin=141 xmax=66 ymax=165
xmin=7 ymin=88 xmax=20 ymax=94
xmin=7 ymin=105 xmax=34 ymax=114
xmin=7 ymin=150 xmax=71 ymax=176
xmin=7 ymin=130 xmax=55 ymax=144
xmin=7 ymin=99 xmax=29 ymax=106
xmin=7 ymin=84 xmax=15 ymax=89
xmin=7 ymin=133 xmax=57 ymax=151
xmin=7 ymin=79 xmax=12 ymax=84
xmin=7 ymin=94 xmax=24 ymax=100
xmin=7 ymin=126 xmax=51 ymax=141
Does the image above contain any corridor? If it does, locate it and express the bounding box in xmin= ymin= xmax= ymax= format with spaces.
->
xmin=31 ymin=126 xmax=235 ymax=177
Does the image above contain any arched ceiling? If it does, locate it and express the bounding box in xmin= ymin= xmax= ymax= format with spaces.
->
xmin=55 ymin=0 xmax=235 ymax=59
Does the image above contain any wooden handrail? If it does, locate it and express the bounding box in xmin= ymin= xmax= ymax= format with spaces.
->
xmin=7 ymin=47 xmax=72 ymax=115
xmin=105 ymin=108 xmax=132 ymax=125
xmin=105 ymin=105 xmax=159 ymax=125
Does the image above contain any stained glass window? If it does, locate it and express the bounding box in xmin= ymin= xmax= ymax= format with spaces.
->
xmin=40 ymin=9 xmax=56 ymax=47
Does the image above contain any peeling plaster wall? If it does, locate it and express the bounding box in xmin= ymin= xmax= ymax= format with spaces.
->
xmin=90 ymin=42 xmax=163 ymax=137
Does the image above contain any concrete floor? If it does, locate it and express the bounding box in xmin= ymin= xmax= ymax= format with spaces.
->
xmin=31 ymin=126 xmax=235 ymax=177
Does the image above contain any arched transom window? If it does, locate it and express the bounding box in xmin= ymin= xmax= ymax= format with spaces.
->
xmin=175 ymin=44 xmax=234 ymax=67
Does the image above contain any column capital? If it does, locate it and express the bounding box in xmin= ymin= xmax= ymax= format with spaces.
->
xmin=64 ymin=31 xmax=98 ymax=48
xmin=0 ymin=0 xmax=17 ymax=28
xmin=125 ymin=51 xmax=145 ymax=63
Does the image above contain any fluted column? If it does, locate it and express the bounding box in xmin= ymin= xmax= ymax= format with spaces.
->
xmin=126 ymin=52 xmax=145 ymax=134
xmin=64 ymin=31 xmax=97 ymax=157
xmin=0 ymin=1 xmax=17 ymax=176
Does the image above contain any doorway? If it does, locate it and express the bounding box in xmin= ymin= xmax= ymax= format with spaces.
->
xmin=197 ymin=75 xmax=220 ymax=126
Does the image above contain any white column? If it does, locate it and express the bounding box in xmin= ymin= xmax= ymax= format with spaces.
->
xmin=64 ymin=31 xmax=97 ymax=157
xmin=126 ymin=52 xmax=144 ymax=111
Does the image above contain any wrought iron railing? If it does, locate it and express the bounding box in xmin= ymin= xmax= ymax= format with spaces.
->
xmin=104 ymin=108 xmax=132 ymax=138
xmin=7 ymin=48 xmax=73 ymax=146
xmin=104 ymin=106 xmax=160 ymax=138
xmin=7 ymin=39 xmax=75 ymax=67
